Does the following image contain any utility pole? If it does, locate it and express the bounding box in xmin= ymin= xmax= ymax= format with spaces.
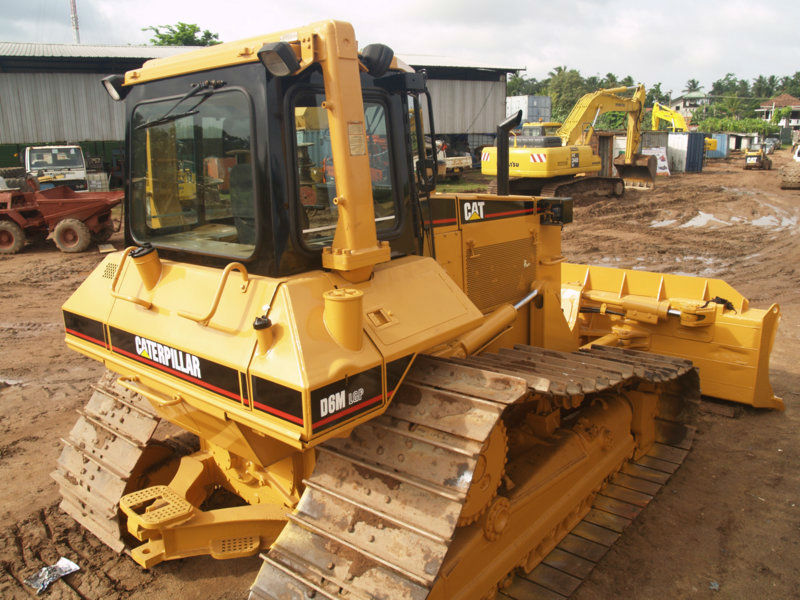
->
xmin=69 ymin=0 xmax=80 ymax=44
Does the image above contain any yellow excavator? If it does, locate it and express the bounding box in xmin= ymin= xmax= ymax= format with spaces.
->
xmin=55 ymin=20 xmax=781 ymax=600
xmin=482 ymin=85 xmax=657 ymax=198
xmin=651 ymin=102 xmax=717 ymax=152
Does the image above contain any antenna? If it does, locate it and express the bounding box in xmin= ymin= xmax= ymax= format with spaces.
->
xmin=69 ymin=0 xmax=80 ymax=44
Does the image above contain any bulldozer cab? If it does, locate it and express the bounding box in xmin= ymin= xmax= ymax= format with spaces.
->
xmin=124 ymin=43 xmax=429 ymax=277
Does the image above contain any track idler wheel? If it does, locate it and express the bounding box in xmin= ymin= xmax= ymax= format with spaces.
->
xmin=458 ymin=421 xmax=507 ymax=526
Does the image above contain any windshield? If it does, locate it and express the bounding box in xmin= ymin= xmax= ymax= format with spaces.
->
xmin=522 ymin=124 xmax=560 ymax=137
xmin=129 ymin=89 xmax=256 ymax=259
xmin=28 ymin=148 xmax=84 ymax=169
xmin=292 ymin=90 xmax=397 ymax=249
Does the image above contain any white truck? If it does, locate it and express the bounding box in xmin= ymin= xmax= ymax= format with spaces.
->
xmin=24 ymin=145 xmax=88 ymax=191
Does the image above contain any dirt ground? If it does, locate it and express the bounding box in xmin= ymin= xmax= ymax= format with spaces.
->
xmin=1 ymin=151 xmax=798 ymax=599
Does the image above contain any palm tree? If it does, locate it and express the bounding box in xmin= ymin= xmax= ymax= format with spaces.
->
xmin=683 ymin=79 xmax=702 ymax=94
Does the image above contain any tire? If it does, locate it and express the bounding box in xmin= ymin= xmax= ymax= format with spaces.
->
xmin=53 ymin=218 xmax=92 ymax=253
xmin=780 ymin=164 xmax=800 ymax=190
xmin=0 ymin=166 xmax=25 ymax=179
xmin=92 ymin=226 xmax=114 ymax=243
xmin=0 ymin=220 xmax=26 ymax=254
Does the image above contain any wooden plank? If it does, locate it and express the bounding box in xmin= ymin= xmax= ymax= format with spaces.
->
xmin=543 ymin=547 xmax=596 ymax=579
xmin=636 ymin=455 xmax=679 ymax=474
xmin=655 ymin=420 xmax=695 ymax=449
xmin=620 ymin=461 xmax=670 ymax=485
xmin=611 ymin=472 xmax=661 ymax=496
xmin=557 ymin=533 xmax=609 ymax=563
xmin=600 ymin=482 xmax=652 ymax=507
xmin=572 ymin=521 xmax=619 ymax=547
xmin=501 ymin=575 xmax=567 ymax=600
xmin=650 ymin=442 xmax=689 ymax=465
xmin=698 ymin=398 xmax=741 ymax=418
xmin=525 ymin=563 xmax=583 ymax=597
xmin=584 ymin=507 xmax=632 ymax=533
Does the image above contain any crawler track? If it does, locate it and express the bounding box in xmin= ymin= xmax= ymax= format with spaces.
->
xmin=250 ymin=346 xmax=697 ymax=600
xmin=51 ymin=371 xmax=181 ymax=553
xmin=499 ymin=420 xmax=694 ymax=599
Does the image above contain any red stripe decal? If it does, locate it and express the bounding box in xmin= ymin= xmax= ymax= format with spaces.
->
xmin=252 ymin=400 xmax=304 ymax=425
xmin=312 ymin=393 xmax=383 ymax=428
xmin=65 ymin=328 xmax=105 ymax=348
xmin=112 ymin=345 xmax=240 ymax=401
xmin=425 ymin=217 xmax=458 ymax=226
xmin=485 ymin=208 xmax=535 ymax=219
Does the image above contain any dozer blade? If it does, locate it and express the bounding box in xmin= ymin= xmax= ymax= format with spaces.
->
xmin=562 ymin=262 xmax=782 ymax=409
xmin=251 ymin=349 xmax=697 ymax=600
xmin=613 ymin=153 xmax=656 ymax=190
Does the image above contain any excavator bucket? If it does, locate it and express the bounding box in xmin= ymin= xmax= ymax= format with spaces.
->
xmin=561 ymin=263 xmax=782 ymax=409
xmin=613 ymin=153 xmax=657 ymax=190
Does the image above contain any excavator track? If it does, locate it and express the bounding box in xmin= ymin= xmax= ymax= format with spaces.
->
xmin=250 ymin=346 xmax=697 ymax=600
xmin=539 ymin=176 xmax=624 ymax=200
xmin=51 ymin=371 xmax=182 ymax=553
xmin=487 ymin=176 xmax=625 ymax=202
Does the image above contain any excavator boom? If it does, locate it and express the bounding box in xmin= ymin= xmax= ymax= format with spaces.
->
xmin=482 ymin=85 xmax=656 ymax=195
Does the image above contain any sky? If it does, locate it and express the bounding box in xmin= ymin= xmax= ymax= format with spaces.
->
xmin=3 ymin=0 xmax=800 ymax=98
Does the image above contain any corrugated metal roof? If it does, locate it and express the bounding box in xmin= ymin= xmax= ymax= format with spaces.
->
xmin=0 ymin=42 xmax=190 ymax=59
xmin=400 ymin=53 xmax=521 ymax=72
xmin=0 ymin=42 xmax=521 ymax=72
xmin=759 ymin=93 xmax=800 ymax=108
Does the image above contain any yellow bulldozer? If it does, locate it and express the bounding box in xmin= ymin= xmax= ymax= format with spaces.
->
xmin=481 ymin=85 xmax=657 ymax=199
xmin=55 ymin=20 xmax=781 ymax=600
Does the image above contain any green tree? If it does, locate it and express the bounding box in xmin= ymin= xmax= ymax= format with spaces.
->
xmin=646 ymin=83 xmax=670 ymax=106
xmin=683 ymin=78 xmax=702 ymax=93
xmin=546 ymin=68 xmax=588 ymax=121
xmin=771 ymin=106 xmax=793 ymax=125
xmin=144 ymin=22 xmax=221 ymax=46
xmin=507 ymin=74 xmax=546 ymax=96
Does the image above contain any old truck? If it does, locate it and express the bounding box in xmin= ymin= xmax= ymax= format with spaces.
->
xmin=24 ymin=145 xmax=89 ymax=191
xmin=0 ymin=179 xmax=121 ymax=254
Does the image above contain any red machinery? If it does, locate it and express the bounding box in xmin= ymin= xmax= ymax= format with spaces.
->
xmin=0 ymin=180 xmax=122 ymax=254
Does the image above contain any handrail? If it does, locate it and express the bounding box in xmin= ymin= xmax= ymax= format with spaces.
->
xmin=117 ymin=376 xmax=184 ymax=407
xmin=178 ymin=262 xmax=250 ymax=326
xmin=109 ymin=246 xmax=152 ymax=309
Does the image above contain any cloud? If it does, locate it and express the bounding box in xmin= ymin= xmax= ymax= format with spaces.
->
xmin=3 ymin=0 xmax=799 ymax=94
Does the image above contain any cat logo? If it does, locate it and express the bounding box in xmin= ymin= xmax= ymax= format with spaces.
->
xmin=463 ymin=201 xmax=485 ymax=221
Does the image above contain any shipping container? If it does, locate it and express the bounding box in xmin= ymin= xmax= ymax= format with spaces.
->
xmin=667 ymin=132 xmax=704 ymax=173
xmin=505 ymin=95 xmax=552 ymax=124
xmin=640 ymin=131 xmax=669 ymax=151
xmin=705 ymin=133 xmax=729 ymax=159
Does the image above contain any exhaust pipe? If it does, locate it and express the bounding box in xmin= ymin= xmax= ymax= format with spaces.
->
xmin=497 ymin=110 xmax=522 ymax=196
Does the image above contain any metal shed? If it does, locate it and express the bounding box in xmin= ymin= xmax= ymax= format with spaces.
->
xmin=705 ymin=133 xmax=729 ymax=159
xmin=0 ymin=42 xmax=185 ymax=164
xmin=0 ymin=44 xmax=520 ymax=165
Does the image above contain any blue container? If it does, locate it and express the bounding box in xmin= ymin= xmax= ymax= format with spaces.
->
xmin=685 ymin=132 xmax=705 ymax=172
xmin=705 ymin=133 xmax=729 ymax=159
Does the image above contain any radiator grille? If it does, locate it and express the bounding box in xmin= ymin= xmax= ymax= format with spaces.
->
xmin=465 ymin=237 xmax=537 ymax=311
xmin=102 ymin=262 xmax=118 ymax=280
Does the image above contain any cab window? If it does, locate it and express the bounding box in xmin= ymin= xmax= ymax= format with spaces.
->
xmin=292 ymin=91 xmax=397 ymax=249
xmin=129 ymin=89 xmax=256 ymax=259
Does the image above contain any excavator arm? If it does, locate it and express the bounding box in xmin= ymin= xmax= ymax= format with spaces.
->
xmin=651 ymin=102 xmax=689 ymax=132
xmin=558 ymin=85 xmax=647 ymax=149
